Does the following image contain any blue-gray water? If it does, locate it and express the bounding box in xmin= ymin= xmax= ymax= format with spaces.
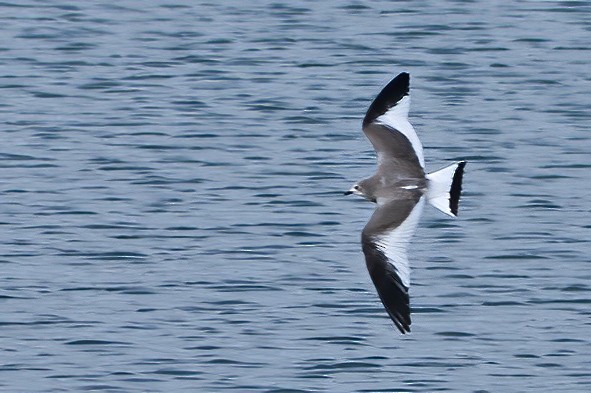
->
xmin=1 ymin=1 xmax=590 ymax=391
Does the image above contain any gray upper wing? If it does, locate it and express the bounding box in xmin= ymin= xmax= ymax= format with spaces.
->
xmin=363 ymin=123 xmax=425 ymax=180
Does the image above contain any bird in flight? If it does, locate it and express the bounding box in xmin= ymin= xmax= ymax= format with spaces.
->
xmin=345 ymin=72 xmax=466 ymax=334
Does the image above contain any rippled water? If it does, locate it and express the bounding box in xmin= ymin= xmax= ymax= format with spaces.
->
xmin=1 ymin=1 xmax=590 ymax=391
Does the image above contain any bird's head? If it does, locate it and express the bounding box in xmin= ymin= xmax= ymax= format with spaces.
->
xmin=345 ymin=183 xmax=364 ymax=197
xmin=345 ymin=179 xmax=377 ymax=202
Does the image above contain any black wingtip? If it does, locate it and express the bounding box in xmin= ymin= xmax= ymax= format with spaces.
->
xmin=363 ymin=72 xmax=410 ymax=127
xmin=391 ymin=313 xmax=411 ymax=334
xmin=449 ymin=161 xmax=466 ymax=216
xmin=387 ymin=297 xmax=411 ymax=334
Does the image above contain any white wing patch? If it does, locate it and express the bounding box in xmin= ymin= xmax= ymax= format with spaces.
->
xmin=375 ymin=96 xmax=425 ymax=168
xmin=373 ymin=197 xmax=425 ymax=288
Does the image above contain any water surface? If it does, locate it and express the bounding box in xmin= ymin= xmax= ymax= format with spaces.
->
xmin=0 ymin=1 xmax=590 ymax=391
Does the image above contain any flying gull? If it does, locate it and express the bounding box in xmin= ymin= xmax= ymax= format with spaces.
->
xmin=345 ymin=72 xmax=466 ymax=334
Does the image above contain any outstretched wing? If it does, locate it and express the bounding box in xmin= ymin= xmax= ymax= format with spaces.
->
xmin=362 ymin=72 xmax=425 ymax=179
xmin=361 ymin=193 xmax=425 ymax=334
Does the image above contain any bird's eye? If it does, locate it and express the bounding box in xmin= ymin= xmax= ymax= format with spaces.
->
xmin=354 ymin=185 xmax=360 ymax=190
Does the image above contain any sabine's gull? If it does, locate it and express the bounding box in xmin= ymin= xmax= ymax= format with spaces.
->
xmin=345 ymin=72 xmax=466 ymax=334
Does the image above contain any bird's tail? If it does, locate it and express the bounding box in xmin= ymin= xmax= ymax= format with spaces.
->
xmin=426 ymin=161 xmax=466 ymax=217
